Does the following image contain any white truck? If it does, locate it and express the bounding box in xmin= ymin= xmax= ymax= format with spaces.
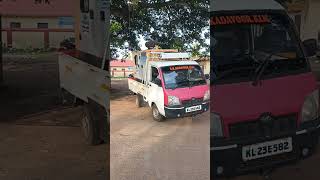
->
xmin=58 ymin=0 xmax=110 ymax=145
xmin=128 ymin=48 xmax=210 ymax=121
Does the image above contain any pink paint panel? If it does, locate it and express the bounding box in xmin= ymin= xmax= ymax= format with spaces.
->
xmin=211 ymin=73 xmax=318 ymax=137
xmin=164 ymin=84 xmax=209 ymax=106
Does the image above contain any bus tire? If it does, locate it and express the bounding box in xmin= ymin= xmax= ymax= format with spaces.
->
xmin=136 ymin=94 xmax=143 ymax=108
xmin=82 ymin=103 xmax=102 ymax=145
xmin=152 ymin=104 xmax=165 ymax=122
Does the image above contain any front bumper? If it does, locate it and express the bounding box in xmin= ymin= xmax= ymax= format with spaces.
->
xmin=164 ymin=102 xmax=209 ymax=119
xmin=211 ymin=119 xmax=320 ymax=178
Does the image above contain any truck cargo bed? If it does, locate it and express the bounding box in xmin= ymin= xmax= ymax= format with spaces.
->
xmin=128 ymin=77 xmax=147 ymax=97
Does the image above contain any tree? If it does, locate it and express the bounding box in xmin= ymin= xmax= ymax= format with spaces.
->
xmin=110 ymin=0 xmax=209 ymax=57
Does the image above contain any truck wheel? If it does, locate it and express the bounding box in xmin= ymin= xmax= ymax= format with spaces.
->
xmin=59 ymin=88 xmax=83 ymax=106
xmin=136 ymin=94 xmax=143 ymax=108
xmin=82 ymin=103 xmax=102 ymax=145
xmin=59 ymin=88 xmax=74 ymax=106
xmin=152 ymin=104 xmax=165 ymax=122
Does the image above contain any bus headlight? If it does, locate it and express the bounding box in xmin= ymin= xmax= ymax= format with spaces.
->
xmin=203 ymin=90 xmax=210 ymax=101
xmin=168 ymin=96 xmax=181 ymax=106
xmin=211 ymin=113 xmax=224 ymax=137
xmin=301 ymin=89 xmax=319 ymax=122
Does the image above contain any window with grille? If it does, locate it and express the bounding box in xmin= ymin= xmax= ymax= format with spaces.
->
xmin=10 ymin=22 xmax=21 ymax=29
xmin=37 ymin=23 xmax=48 ymax=29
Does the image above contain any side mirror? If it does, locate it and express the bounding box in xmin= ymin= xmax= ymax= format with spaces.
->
xmin=128 ymin=74 xmax=134 ymax=78
xmin=205 ymin=74 xmax=210 ymax=80
xmin=303 ymin=39 xmax=318 ymax=57
xmin=134 ymin=55 xmax=138 ymax=65
xmin=153 ymin=78 xmax=162 ymax=86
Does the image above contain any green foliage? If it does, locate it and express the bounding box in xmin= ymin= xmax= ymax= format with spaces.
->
xmin=191 ymin=43 xmax=202 ymax=57
xmin=111 ymin=0 xmax=209 ymax=57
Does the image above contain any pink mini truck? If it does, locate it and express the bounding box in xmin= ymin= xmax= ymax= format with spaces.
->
xmin=211 ymin=0 xmax=320 ymax=177
xmin=128 ymin=49 xmax=210 ymax=121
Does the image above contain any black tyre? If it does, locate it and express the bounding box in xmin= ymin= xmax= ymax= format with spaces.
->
xmin=59 ymin=88 xmax=83 ymax=106
xmin=82 ymin=103 xmax=102 ymax=145
xmin=136 ymin=94 xmax=143 ymax=108
xmin=59 ymin=88 xmax=74 ymax=105
xmin=152 ymin=104 xmax=165 ymax=122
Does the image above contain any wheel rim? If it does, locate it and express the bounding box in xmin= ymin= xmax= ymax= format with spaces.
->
xmin=153 ymin=106 xmax=159 ymax=119
xmin=82 ymin=114 xmax=90 ymax=139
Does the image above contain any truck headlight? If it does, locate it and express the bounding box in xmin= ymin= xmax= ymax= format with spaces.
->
xmin=168 ymin=96 xmax=181 ymax=106
xmin=211 ymin=113 xmax=224 ymax=137
xmin=301 ymin=89 xmax=319 ymax=122
xmin=203 ymin=90 xmax=210 ymax=101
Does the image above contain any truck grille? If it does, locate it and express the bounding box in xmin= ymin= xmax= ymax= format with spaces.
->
xmin=229 ymin=114 xmax=297 ymax=139
xmin=181 ymin=98 xmax=203 ymax=106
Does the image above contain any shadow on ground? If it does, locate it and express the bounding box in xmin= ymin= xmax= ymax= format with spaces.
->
xmin=0 ymin=53 xmax=108 ymax=180
xmin=0 ymin=53 xmax=72 ymax=124
xmin=111 ymin=78 xmax=133 ymax=100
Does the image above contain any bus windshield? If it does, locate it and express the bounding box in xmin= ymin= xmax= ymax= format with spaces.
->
xmin=211 ymin=13 xmax=307 ymax=83
xmin=162 ymin=65 xmax=206 ymax=89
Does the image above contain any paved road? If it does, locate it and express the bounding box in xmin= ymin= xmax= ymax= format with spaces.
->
xmin=110 ymin=79 xmax=210 ymax=180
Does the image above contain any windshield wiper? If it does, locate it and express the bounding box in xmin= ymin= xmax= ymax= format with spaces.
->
xmin=190 ymin=79 xmax=206 ymax=86
xmin=252 ymin=53 xmax=279 ymax=86
xmin=215 ymin=66 xmax=256 ymax=80
xmin=166 ymin=80 xmax=189 ymax=90
xmin=177 ymin=80 xmax=190 ymax=88
xmin=251 ymin=39 xmax=292 ymax=86
xmin=242 ymin=52 xmax=259 ymax=63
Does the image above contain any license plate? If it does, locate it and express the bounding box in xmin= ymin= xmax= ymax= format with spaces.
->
xmin=185 ymin=105 xmax=202 ymax=113
xmin=242 ymin=137 xmax=292 ymax=161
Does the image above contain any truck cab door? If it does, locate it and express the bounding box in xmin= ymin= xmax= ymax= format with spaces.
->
xmin=146 ymin=66 xmax=165 ymax=115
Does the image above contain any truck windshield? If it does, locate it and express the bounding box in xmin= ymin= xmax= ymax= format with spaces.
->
xmin=162 ymin=65 xmax=206 ymax=89
xmin=211 ymin=13 xmax=307 ymax=84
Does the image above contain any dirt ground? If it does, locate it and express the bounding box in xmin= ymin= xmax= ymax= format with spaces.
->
xmin=4 ymin=52 xmax=320 ymax=180
xmin=110 ymin=79 xmax=210 ymax=180
xmin=0 ymin=53 xmax=108 ymax=180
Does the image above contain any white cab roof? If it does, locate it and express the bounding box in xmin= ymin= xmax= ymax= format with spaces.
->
xmin=150 ymin=61 xmax=199 ymax=68
xmin=211 ymin=0 xmax=284 ymax=12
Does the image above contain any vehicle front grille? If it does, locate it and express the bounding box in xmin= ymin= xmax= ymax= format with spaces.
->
xmin=229 ymin=114 xmax=297 ymax=139
xmin=181 ymin=98 xmax=203 ymax=106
